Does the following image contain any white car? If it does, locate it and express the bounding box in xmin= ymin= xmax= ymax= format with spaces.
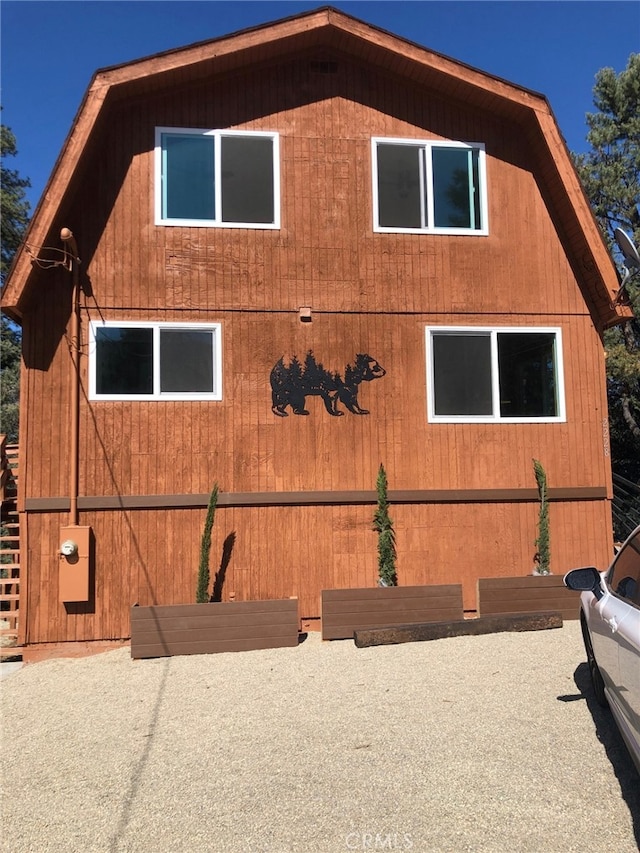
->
xmin=564 ymin=524 xmax=640 ymax=775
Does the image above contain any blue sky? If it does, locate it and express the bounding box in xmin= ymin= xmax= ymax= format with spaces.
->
xmin=1 ymin=1 xmax=638 ymax=210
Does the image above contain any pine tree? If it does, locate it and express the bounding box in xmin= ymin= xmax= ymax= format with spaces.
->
xmin=1 ymin=123 xmax=31 ymax=280
xmin=0 ymin=316 xmax=20 ymax=442
xmin=288 ymin=355 xmax=303 ymax=383
xmin=573 ymin=54 xmax=640 ymax=480
xmin=0 ymin=123 xmax=30 ymax=444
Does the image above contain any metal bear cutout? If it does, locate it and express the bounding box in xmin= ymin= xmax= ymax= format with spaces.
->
xmin=270 ymin=351 xmax=386 ymax=417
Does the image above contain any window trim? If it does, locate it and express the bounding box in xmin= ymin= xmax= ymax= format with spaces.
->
xmin=425 ymin=326 xmax=566 ymax=423
xmin=372 ymin=137 xmax=488 ymax=235
xmin=89 ymin=320 xmax=223 ymax=401
xmin=154 ymin=127 xmax=280 ymax=228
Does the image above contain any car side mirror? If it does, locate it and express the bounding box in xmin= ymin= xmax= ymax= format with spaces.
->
xmin=563 ymin=566 xmax=604 ymax=600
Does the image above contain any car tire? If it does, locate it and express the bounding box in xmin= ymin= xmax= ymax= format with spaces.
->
xmin=580 ymin=612 xmax=608 ymax=709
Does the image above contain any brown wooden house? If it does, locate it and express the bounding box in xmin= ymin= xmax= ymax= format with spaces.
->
xmin=1 ymin=7 xmax=631 ymax=652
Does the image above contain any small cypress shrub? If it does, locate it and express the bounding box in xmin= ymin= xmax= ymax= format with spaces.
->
xmin=373 ymin=463 xmax=397 ymax=586
xmin=532 ymin=459 xmax=550 ymax=574
xmin=196 ymin=483 xmax=219 ymax=603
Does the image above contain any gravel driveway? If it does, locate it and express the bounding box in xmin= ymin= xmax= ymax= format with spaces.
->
xmin=2 ymin=622 xmax=639 ymax=853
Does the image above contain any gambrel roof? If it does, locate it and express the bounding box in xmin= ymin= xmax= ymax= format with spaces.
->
xmin=2 ymin=5 xmax=630 ymax=327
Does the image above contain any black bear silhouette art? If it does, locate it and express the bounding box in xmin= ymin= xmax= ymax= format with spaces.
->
xmin=270 ymin=351 xmax=386 ymax=417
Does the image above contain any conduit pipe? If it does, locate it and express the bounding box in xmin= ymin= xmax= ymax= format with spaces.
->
xmin=60 ymin=228 xmax=80 ymax=527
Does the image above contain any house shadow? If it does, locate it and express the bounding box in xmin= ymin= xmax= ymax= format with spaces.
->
xmin=571 ymin=662 xmax=640 ymax=846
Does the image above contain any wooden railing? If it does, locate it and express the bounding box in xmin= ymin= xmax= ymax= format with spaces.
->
xmin=1 ymin=436 xmax=20 ymax=651
xmin=612 ymin=473 xmax=640 ymax=544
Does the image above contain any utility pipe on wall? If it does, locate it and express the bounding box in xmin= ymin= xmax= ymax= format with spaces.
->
xmin=60 ymin=228 xmax=80 ymax=528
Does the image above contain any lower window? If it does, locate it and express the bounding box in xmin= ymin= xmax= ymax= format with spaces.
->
xmin=426 ymin=327 xmax=565 ymax=422
xmin=89 ymin=322 xmax=222 ymax=400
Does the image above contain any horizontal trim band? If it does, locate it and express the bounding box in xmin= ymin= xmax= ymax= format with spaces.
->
xmin=24 ymin=486 xmax=608 ymax=512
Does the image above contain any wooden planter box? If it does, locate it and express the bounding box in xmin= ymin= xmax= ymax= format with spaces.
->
xmin=321 ymin=584 xmax=464 ymax=640
xmin=477 ymin=575 xmax=581 ymax=621
xmin=130 ymin=598 xmax=299 ymax=659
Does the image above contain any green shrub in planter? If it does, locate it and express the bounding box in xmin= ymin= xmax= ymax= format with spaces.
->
xmin=373 ymin=463 xmax=397 ymax=587
xmin=532 ymin=459 xmax=550 ymax=574
xmin=196 ymin=483 xmax=219 ymax=603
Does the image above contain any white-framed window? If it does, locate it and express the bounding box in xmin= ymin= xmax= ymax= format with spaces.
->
xmin=425 ymin=327 xmax=565 ymax=423
xmin=89 ymin=321 xmax=222 ymax=401
xmin=372 ymin=138 xmax=488 ymax=234
xmin=155 ymin=127 xmax=280 ymax=228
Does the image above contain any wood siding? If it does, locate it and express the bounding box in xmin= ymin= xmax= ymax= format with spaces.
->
xmin=22 ymin=499 xmax=611 ymax=644
xmin=17 ymin=51 xmax=615 ymax=644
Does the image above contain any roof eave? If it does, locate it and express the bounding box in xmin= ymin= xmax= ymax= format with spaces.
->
xmin=1 ymin=6 xmax=630 ymax=329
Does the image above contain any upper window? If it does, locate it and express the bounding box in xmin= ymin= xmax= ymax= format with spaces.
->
xmin=155 ymin=128 xmax=280 ymax=228
xmin=372 ymin=138 xmax=488 ymax=234
xmin=425 ymin=327 xmax=565 ymax=423
xmin=89 ymin=321 xmax=222 ymax=401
